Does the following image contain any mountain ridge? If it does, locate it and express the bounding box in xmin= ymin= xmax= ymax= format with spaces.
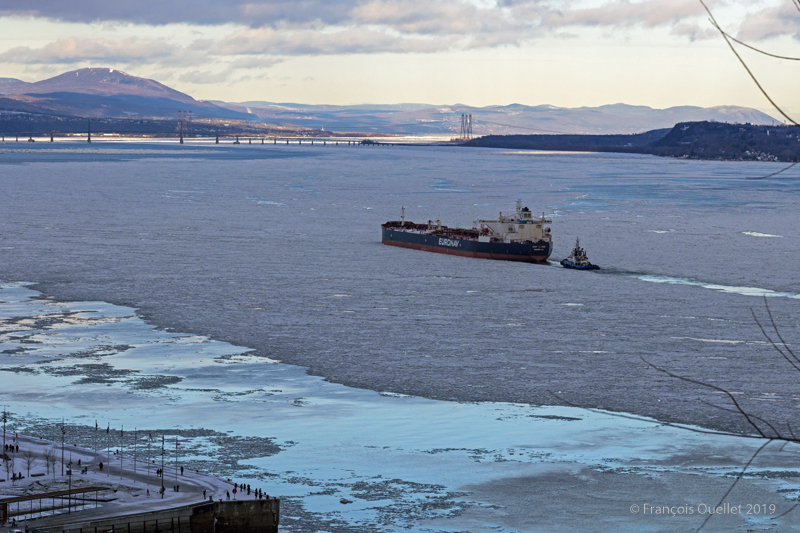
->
xmin=0 ymin=68 xmax=256 ymax=121
xmin=0 ymin=68 xmax=197 ymax=103
xmin=0 ymin=68 xmax=782 ymax=135
xmin=215 ymin=100 xmax=779 ymax=135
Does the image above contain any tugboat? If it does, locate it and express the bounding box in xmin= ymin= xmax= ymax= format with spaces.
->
xmin=560 ymin=238 xmax=599 ymax=270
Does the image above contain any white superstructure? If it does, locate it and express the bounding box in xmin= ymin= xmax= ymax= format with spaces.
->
xmin=474 ymin=200 xmax=552 ymax=244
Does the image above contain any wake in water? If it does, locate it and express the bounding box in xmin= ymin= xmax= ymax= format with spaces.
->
xmin=586 ymin=267 xmax=800 ymax=300
xmin=637 ymin=275 xmax=800 ymax=299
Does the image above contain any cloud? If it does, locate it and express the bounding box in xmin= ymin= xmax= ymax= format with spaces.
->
xmin=0 ymin=1 xmax=356 ymax=27
xmin=351 ymin=0 xmax=513 ymax=35
xmin=539 ymin=0 xmax=704 ymax=29
xmin=0 ymin=0 xmax=760 ymax=67
xmin=0 ymin=37 xmax=178 ymax=64
xmin=669 ymin=23 xmax=718 ymax=41
xmin=216 ymin=26 xmax=454 ymax=56
xmin=178 ymin=69 xmax=236 ymax=84
xmin=1 ymin=0 xmax=710 ymax=33
xmin=736 ymin=3 xmax=800 ymax=42
xmin=178 ymin=57 xmax=282 ymax=84
xmin=229 ymin=56 xmax=283 ymax=69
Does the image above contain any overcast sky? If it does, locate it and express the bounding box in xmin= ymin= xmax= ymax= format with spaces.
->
xmin=0 ymin=0 xmax=797 ymax=115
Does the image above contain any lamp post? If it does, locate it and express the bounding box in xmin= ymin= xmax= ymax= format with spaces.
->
xmin=175 ymin=437 xmax=179 ymax=485
xmin=1 ymin=407 xmax=9 ymax=485
xmin=2 ymin=406 xmax=7 ymax=451
xmin=160 ymin=436 xmax=165 ymax=498
xmin=61 ymin=419 xmax=65 ymax=476
xmin=67 ymin=460 xmax=72 ymax=514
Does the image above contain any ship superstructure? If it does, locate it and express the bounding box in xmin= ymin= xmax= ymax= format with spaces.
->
xmin=382 ymin=201 xmax=553 ymax=263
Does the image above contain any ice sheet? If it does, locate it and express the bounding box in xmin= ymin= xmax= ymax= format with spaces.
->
xmin=1 ymin=283 xmax=798 ymax=532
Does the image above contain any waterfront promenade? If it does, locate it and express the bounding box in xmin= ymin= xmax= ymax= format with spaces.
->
xmin=1 ymin=433 xmax=259 ymax=529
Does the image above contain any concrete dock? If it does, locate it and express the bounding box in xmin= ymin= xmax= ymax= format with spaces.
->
xmin=1 ymin=434 xmax=279 ymax=532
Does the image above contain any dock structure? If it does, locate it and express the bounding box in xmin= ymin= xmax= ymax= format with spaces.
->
xmin=1 ymin=487 xmax=108 ymax=522
xmin=5 ymin=499 xmax=279 ymax=533
xmin=1 ymin=434 xmax=279 ymax=533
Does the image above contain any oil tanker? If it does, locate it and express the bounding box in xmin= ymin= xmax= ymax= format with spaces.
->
xmin=382 ymin=201 xmax=553 ymax=263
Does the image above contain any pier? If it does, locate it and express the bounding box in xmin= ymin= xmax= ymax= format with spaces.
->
xmin=4 ymin=499 xmax=279 ymax=533
xmin=1 ymin=434 xmax=279 ymax=533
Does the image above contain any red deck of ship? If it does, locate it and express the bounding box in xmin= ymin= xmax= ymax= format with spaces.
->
xmin=381 ymin=221 xmax=482 ymax=240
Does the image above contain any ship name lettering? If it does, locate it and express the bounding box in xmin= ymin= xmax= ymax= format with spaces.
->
xmin=438 ymin=238 xmax=461 ymax=248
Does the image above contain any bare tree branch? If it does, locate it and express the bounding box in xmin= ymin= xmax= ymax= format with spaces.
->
xmin=773 ymin=502 xmax=800 ymax=519
xmin=42 ymin=448 xmax=53 ymax=475
xmin=715 ymin=29 xmax=800 ymax=61
xmin=697 ymin=399 xmax=782 ymax=438
xmin=21 ymin=449 xmax=36 ymax=478
xmin=700 ymin=0 xmax=800 ymax=127
xmin=698 ymin=439 xmax=772 ymax=531
xmin=641 ymin=356 xmax=769 ymax=437
xmin=747 ymin=161 xmax=800 ymax=180
xmin=778 ymin=422 xmax=798 ymax=451
xmin=558 ymin=300 xmax=799 ymax=529
xmin=548 ymin=391 xmax=765 ymax=439
xmin=752 ymin=309 xmax=800 ymax=374
xmin=763 ymin=297 xmax=800 ymax=365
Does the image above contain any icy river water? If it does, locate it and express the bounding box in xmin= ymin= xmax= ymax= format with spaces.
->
xmin=1 ymin=141 xmax=800 ymax=531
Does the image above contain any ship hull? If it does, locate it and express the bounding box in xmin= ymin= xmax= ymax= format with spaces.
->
xmin=560 ymin=260 xmax=600 ymax=270
xmin=382 ymin=228 xmax=551 ymax=263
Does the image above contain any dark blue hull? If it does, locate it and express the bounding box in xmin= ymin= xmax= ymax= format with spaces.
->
xmin=382 ymin=228 xmax=552 ymax=263
xmin=560 ymin=259 xmax=599 ymax=270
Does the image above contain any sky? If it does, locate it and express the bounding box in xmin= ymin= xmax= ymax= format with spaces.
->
xmin=0 ymin=0 xmax=798 ymax=115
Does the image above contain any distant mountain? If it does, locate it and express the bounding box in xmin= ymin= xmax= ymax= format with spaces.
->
xmin=216 ymin=101 xmax=780 ymax=135
xmin=0 ymin=68 xmax=195 ymax=102
xmin=0 ymin=92 xmax=255 ymax=121
xmin=0 ymin=68 xmax=254 ymax=120
xmin=0 ymin=68 xmax=782 ymax=135
xmin=0 ymin=77 xmax=24 ymax=88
